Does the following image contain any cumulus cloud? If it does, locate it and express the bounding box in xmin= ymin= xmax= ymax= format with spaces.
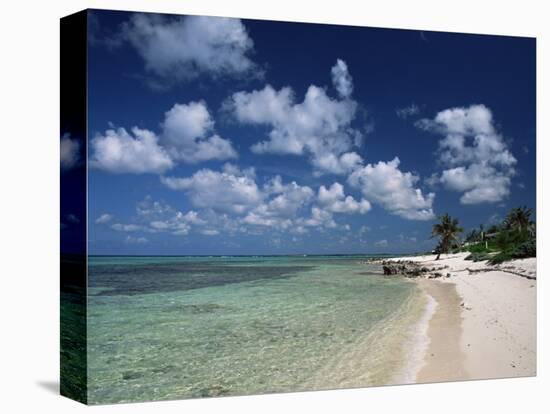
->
xmin=262 ymin=176 xmax=314 ymax=217
xmin=226 ymin=60 xmax=364 ymax=175
xmin=110 ymin=197 xmax=209 ymax=237
xmin=348 ymin=157 xmax=435 ymax=220
xmin=160 ymin=165 xmax=372 ymax=234
xmin=136 ymin=196 xmax=174 ymax=218
xmin=95 ymin=213 xmax=113 ymax=224
xmin=439 ymin=165 xmax=512 ymax=204
xmin=318 ymin=182 xmax=371 ymax=214
xmin=300 ymin=206 xmax=337 ymax=229
xmin=149 ymin=211 xmax=198 ymax=236
xmin=417 ymin=104 xmax=516 ymax=204
xmin=161 ymin=101 xmax=237 ymax=163
xmin=240 ymin=177 xmax=367 ymax=233
xmin=60 ymin=134 xmax=80 ymax=171
xmin=90 ymin=127 xmax=174 ymax=174
xmin=91 ymin=101 xmax=237 ymax=173
xmin=120 ymin=13 xmax=258 ymax=83
xmin=140 ymin=199 xmax=206 ymax=236
xmin=417 ymin=104 xmax=495 ymax=137
xmin=242 ymin=176 xmax=314 ymax=229
xmin=331 ymin=59 xmax=353 ymax=98
xmin=161 ymin=164 xmax=262 ymax=214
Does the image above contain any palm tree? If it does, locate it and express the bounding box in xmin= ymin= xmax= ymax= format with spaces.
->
xmin=431 ymin=214 xmax=463 ymax=260
xmin=504 ymin=206 xmax=533 ymax=233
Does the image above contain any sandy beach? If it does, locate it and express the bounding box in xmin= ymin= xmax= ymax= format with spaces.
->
xmin=385 ymin=252 xmax=536 ymax=383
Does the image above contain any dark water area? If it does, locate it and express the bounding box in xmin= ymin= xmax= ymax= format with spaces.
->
xmin=60 ymin=255 xmax=87 ymax=403
xmin=89 ymin=261 xmax=314 ymax=296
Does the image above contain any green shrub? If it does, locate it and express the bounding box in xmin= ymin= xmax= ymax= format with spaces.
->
xmin=465 ymin=252 xmax=491 ymax=262
xmin=511 ymin=239 xmax=536 ymax=259
xmin=494 ymin=229 xmax=530 ymax=252
xmin=467 ymin=242 xmax=489 ymax=253
xmin=488 ymin=251 xmax=513 ymax=264
xmin=487 ymin=239 xmax=535 ymax=264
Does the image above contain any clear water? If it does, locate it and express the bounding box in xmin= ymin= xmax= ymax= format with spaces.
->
xmin=87 ymin=256 xmax=426 ymax=404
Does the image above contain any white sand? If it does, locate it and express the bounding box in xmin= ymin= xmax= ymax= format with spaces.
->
xmin=386 ymin=252 xmax=536 ymax=382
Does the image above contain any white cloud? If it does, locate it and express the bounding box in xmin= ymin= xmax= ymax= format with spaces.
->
xmin=111 ymin=223 xmax=143 ymax=232
xmin=125 ymin=235 xmax=148 ymax=244
xmin=110 ymin=198 xmax=209 ymax=237
xmin=359 ymin=225 xmax=370 ymax=234
xmin=439 ymin=165 xmax=512 ymax=205
xmin=95 ymin=213 xmax=113 ymax=224
xmin=318 ymin=182 xmax=371 ymax=214
xmin=136 ymin=196 xmax=174 ymax=218
xmin=161 ymin=101 xmax=237 ymax=163
xmin=396 ymin=104 xmax=420 ymax=119
xmin=147 ymin=208 xmax=205 ymax=236
xmin=161 ymin=164 xmax=262 ymax=214
xmin=398 ymin=234 xmax=417 ymax=243
xmin=301 ymin=207 xmax=337 ymax=229
xmin=91 ymin=102 xmax=237 ymax=174
xmin=417 ymin=104 xmax=495 ymax=137
xmin=262 ymin=177 xmax=314 ymax=217
xmin=66 ymin=214 xmax=80 ymax=224
xmin=226 ymin=60 xmax=364 ymax=175
xmin=90 ymin=127 xmax=174 ymax=174
xmin=200 ymin=229 xmax=220 ymax=236
xmin=417 ymin=104 xmax=516 ymax=204
xmin=239 ymin=177 xmax=363 ymax=233
xmin=156 ymin=210 xmax=205 ymax=235
xmin=348 ymin=157 xmax=435 ymax=220
xmin=121 ymin=14 xmax=258 ymax=83
xmin=160 ymin=166 xmax=358 ymax=234
xmin=163 ymin=100 xmax=213 ymax=143
xmin=313 ymin=151 xmax=363 ymax=177
xmin=242 ymin=177 xmax=314 ymax=229
xmin=331 ymin=59 xmax=353 ymax=98
xmin=60 ymin=134 xmax=80 ymax=171
xmin=375 ymin=239 xmax=388 ymax=248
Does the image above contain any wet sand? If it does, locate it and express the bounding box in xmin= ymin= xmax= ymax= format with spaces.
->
xmin=415 ymin=279 xmax=468 ymax=383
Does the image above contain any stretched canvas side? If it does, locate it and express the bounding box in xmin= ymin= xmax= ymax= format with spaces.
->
xmin=60 ymin=10 xmax=88 ymax=404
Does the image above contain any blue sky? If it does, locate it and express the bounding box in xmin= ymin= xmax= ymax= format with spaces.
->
xmin=61 ymin=9 xmax=535 ymax=255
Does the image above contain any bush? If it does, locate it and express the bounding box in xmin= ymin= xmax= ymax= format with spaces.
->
xmin=487 ymin=239 xmax=536 ymax=264
xmin=488 ymin=251 xmax=513 ymax=264
xmin=494 ymin=229 xmax=530 ymax=252
xmin=465 ymin=252 xmax=491 ymax=262
xmin=511 ymin=239 xmax=536 ymax=259
xmin=467 ymin=242 xmax=490 ymax=253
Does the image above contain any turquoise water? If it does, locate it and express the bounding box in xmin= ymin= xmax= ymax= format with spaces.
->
xmin=87 ymin=256 xmax=425 ymax=404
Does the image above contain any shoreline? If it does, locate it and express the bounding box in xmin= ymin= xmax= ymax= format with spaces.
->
xmin=378 ymin=252 xmax=536 ymax=384
xmin=393 ymin=287 xmax=437 ymax=385
xmin=415 ymin=279 xmax=467 ymax=382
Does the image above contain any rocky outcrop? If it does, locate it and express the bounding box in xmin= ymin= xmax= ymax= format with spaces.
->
xmin=379 ymin=260 xmax=449 ymax=279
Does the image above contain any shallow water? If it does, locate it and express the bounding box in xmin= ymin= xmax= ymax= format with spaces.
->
xmin=87 ymin=256 xmax=425 ymax=404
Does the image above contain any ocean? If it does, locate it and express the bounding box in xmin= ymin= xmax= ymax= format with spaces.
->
xmin=86 ymin=255 xmax=427 ymax=404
